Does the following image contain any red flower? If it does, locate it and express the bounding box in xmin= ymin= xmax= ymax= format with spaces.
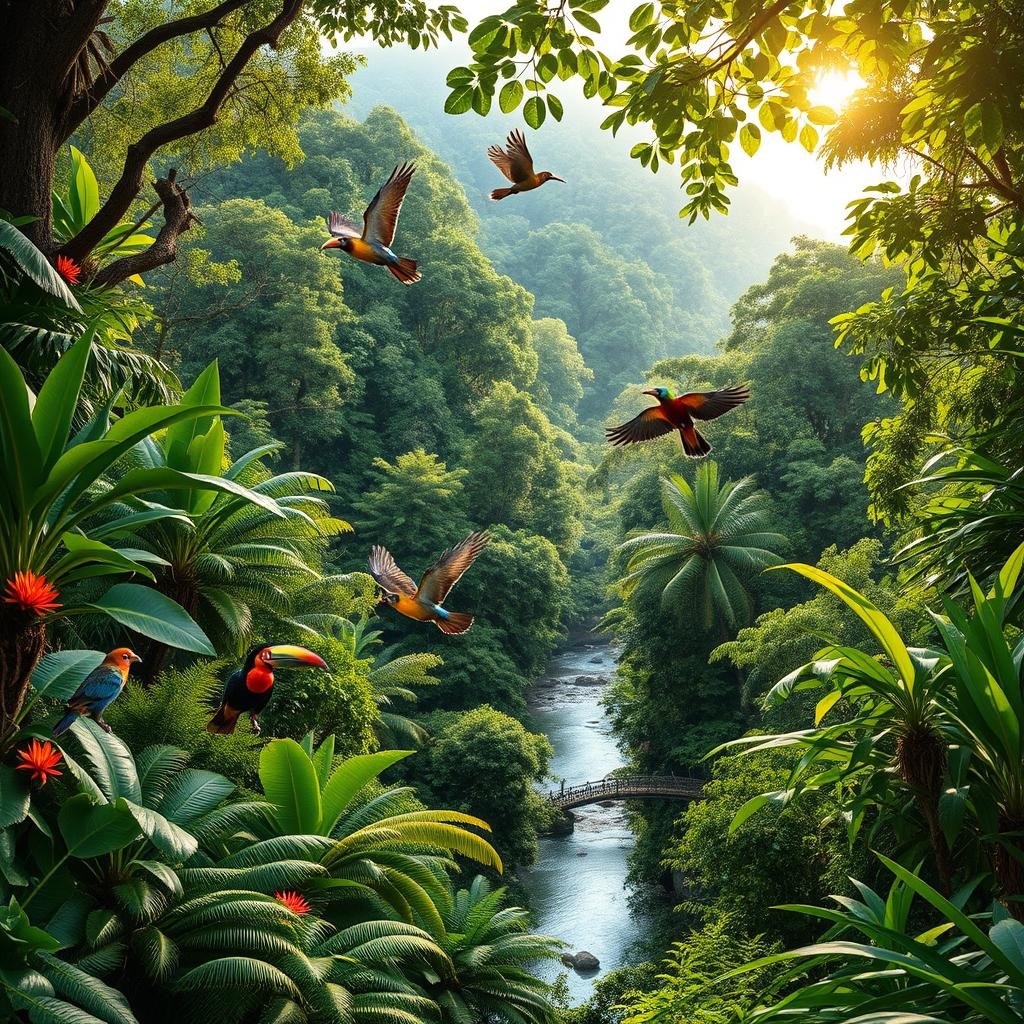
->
xmin=55 ymin=255 xmax=81 ymax=285
xmin=275 ymin=890 xmax=310 ymax=915
xmin=16 ymin=738 xmax=63 ymax=785
xmin=3 ymin=571 xmax=61 ymax=616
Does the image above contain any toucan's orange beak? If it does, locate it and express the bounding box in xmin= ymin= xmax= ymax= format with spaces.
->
xmin=266 ymin=645 xmax=329 ymax=671
xmin=320 ymin=238 xmax=342 ymax=250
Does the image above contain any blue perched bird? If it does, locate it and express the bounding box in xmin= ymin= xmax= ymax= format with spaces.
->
xmin=52 ymin=647 xmax=141 ymax=736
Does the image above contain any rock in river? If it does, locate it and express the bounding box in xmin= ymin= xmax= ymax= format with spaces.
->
xmin=573 ymin=675 xmax=605 ymax=687
xmin=561 ymin=951 xmax=601 ymax=972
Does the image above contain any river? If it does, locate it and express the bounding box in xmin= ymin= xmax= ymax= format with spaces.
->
xmin=523 ymin=635 xmax=656 ymax=1004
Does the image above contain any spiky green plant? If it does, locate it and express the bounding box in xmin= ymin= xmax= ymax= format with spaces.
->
xmin=617 ymin=463 xmax=785 ymax=633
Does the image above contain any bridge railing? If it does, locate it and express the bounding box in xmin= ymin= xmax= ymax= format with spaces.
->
xmin=546 ymin=774 xmax=706 ymax=806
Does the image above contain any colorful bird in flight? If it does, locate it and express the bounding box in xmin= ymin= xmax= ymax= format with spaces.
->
xmin=606 ymin=385 xmax=751 ymax=458
xmin=488 ymin=130 xmax=565 ymax=201
xmin=208 ymin=644 xmax=329 ymax=735
xmin=368 ymin=532 xmax=490 ymax=635
xmin=321 ymin=163 xmax=420 ymax=284
xmin=52 ymin=647 xmax=141 ymax=736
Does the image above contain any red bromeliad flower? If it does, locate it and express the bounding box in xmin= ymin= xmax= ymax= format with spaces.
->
xmin=16 ymin=738 xmax=63 ymax=785
xmin=275 ymin=890 xmax=311 ymax=915
xmin=3 ymin=571 xmax=61 ymax=615
xmin=55 ymin=254 xmax=81 ymax=285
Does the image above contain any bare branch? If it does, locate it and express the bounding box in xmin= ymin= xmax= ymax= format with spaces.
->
xmin=91 ymin=171 xmax=199 ymax=288
xmin=61 ymin=0 xmax=252 ymax=136
xmin=60 ymin=0 xmax=304 ymax=264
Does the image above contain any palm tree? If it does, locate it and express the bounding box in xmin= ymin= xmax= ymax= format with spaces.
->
xmin=617 ymin=463 xmax=786 ymax=635
xmin=422 ymin=876 xmax=563 ymax=1024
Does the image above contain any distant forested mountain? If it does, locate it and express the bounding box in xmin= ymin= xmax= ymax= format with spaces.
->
xmin=348 ymin=48 xmax=814 ymax=418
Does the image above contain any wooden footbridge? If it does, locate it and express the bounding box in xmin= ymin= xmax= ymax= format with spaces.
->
xmin=546 ymin=774 xmax=706 ymax=810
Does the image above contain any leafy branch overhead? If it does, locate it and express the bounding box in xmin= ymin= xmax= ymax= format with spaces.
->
xmin=0 ymin=0 xmax=467 ymax=286
xmin=448 ymin=0 xmax=1021 ymax=246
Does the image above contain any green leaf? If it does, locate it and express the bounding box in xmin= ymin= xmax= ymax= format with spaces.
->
xmin=320 ymin=749 xmax=412 ymax=836
xmin=88 ymin=584 xmax=215 ymax=655
xmin=70 ymin=146 xmax=100 ymax=224
xmin=524 ymin=96 xmax=546 ymax=129
xmin=164 ymin=361 xmax=221 ymax=473
xmin=30 ymin=650 xmax=105 ymax=701
xmin=50 ymin=533 xmax=157 ymax=586
xmin=964 ymin=100 xmax=1003 ymax=154
xmin=0 ymin=766 xmax=30 ymax=829
xmin=31 ymin=333 xmax=91 ymax=473
xmin=259 ymin=739 xmax=323 ymax=835
xmin=499 ymin=80 xmax=523 ymax=113
xmin=774 ymin=563 xmax=916 ymax=686
xmin=0 ymin=342 xmax=43 ymax=510
xmin=0 ymin=221 xmax=81 ymax=311
xmin=120 ymin=800 xmax=198 ymax=862
xmin=739 ymin=123 xmax=761 ymax=157
xmin=58 ymin=793 xmax=140 ymax=859
xmin=799 ymin=123 xmax=819 ymax=152
xmin=547 ymin=94 xmax=564 ymax=121
xmin=444 ymin=87 xmax=473 ymax=115
xmin=806 ymin=105 xmax=838 ymax=125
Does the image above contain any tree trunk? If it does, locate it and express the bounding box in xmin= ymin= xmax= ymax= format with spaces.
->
xmin=993 ymin=824 xmax=1024 ymax=922
xmin=896 ymin=728 xmax=952 ymax=894
xmin=0 ymin=607 xmax=47 ymax=746
xmin=0 ymin=21 xmax=60 ymax=246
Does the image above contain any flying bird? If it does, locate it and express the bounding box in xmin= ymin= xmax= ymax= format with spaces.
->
xmin=487 ymin=130 xmax=564 ymax=201
xmin=606 ymin=385 xmax=751 ymax=458
xmin=368 ymin=532 xmax=489 ymax=635
xmin=208 ymin=644 xmax=329 ymax=735
xmin=321 ymin=162 xmax=420 ymax=284
xmin=52 ymin=647 xmax=141 ymax=736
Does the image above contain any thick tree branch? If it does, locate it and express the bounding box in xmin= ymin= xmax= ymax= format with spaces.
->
xmin=91 ymin=172 xmax=198 ymax=288
xmin=706 ymin=0 xmax=795 ymax=76
xmin=60 ymin=0 xmax=304 ymax=264
xmin=61 ymin=0 xmax=252 ymax=137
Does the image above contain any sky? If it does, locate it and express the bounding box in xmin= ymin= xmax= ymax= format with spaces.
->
xmin=338 ymin=1 xmax=898 ymax=242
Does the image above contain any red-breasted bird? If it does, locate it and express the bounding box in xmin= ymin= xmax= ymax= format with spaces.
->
xmin=368 ymin=532 xmax=489 ymax=635
xmin=488 ymin=130 xmax=564 ymax=201
xmin=606 ymin=384 xmax=751 ymax=458
xmin=320 ymin=163 xmax=420 ymax=284
xmin=52 ymin=647 xmax=141 ymax=736
xmin=208 ymin=644 xmax=329 ymax=735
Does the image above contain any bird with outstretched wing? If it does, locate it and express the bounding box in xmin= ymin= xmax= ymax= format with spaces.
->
xmin=369 ymin=532 xmax=490 ymax=634
xmin=488 ymin=130 xmax=564 ymax=200
xmin=321 ymin=163 xmax=421 ymax=283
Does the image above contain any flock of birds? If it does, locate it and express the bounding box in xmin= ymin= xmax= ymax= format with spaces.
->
xmin=49 ymin=131 xmax=751 ymax=740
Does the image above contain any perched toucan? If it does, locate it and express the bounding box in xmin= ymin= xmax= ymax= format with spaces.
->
xmin=487 ymin=129 xmax=564 ymax=201
xmin=368 ymin=532 xmax=489 ymax=635
xmin=53 ymin=647 xmax=141 ymax=736
xmin=320 ymin=163 xmax=420 ymax=284
xmin=207 ymin=644 xmax=329 ymax=735
xmin=605 ymin=384 xmax=751 ymax=457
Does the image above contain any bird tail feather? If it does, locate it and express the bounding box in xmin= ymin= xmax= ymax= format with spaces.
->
xmin=388 ymin=257 xmax=421 ymax=285
xmin=207 ymin=703 xmax=240 ymax=735
xmin=680 ymin=425 xmax=712 ymax=458
xmin=490 ymin=187 xmax=514 ymax=201
xmin=52 ymin=710 xmax=79 ymax=737
xmin=435 ymin=611 xmax=474 ymax=635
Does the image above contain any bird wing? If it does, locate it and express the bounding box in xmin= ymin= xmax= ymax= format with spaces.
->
xmin=605 ymin=407 xmax=675 ymax=446
xmin=677 ymin=385 xmax=751 ymax=421
xmin=67 ymin=665 xmax=123 ymax=709
xmin=417 ymin=531 xmax=490 ymax=605
xmin=362 ymin=163 xmax=416 ymax=248
xmin=368 ymin=545 xmax=418 ymax=597
xmin=326 ymin=211 xmax=361 ymax=239
xmin=487 ymin=130 xmax=535 ymax=183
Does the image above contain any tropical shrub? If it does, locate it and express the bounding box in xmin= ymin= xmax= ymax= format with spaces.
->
xmin=0 ymin=336 xmax=253 ymax=740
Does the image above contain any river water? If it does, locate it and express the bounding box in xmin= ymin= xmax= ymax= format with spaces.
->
xmin=523 ymin=636 xmax=656 ymax=1003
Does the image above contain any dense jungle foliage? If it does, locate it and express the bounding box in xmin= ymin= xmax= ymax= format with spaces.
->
xmin=1 ymin=0 xmax=1023 ymax=1022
